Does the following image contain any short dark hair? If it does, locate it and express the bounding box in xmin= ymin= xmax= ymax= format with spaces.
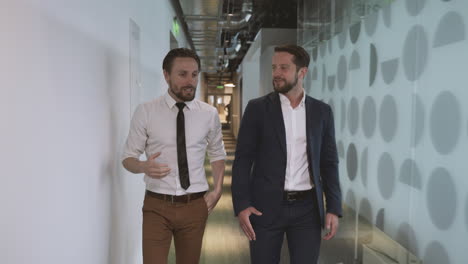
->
xmin=274 ymin=44 xmax=310 ymax=70
xmin=162 ymin=48 xmax=201 ymax=73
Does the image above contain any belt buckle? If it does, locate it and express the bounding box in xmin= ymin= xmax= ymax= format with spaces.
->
xmin=287 ymin=191 xmax=297 ymax=201
xmin=165 ymin=194 xmax=175 ymax=204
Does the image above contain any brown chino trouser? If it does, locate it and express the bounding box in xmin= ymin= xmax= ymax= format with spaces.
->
xmin=142 ymin=192 xmax=209 ymax=264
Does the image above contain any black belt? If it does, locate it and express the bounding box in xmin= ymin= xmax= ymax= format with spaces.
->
xmin=146 ymin=190 xmax=206 ymax=203
xmin=283 ymin=189 xmax=314 ymax=201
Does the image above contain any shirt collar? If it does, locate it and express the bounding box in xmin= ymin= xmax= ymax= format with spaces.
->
xmin=164 ymin=92 xmax=195 ymax=110
xmin=278 ymin=89 xmax=306 ymax=108
xmin=299 ymin=90 xmax=306 ymax=107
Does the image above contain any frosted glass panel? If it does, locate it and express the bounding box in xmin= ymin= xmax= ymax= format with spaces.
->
xmin=299 ymin=0 xmax=468 ymax=263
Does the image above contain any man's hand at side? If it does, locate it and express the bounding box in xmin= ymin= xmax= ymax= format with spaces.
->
xmin=238 ymin=207 xmax=263 ymax=241
xmin=323 ymin=213 xmax=339 ymax=240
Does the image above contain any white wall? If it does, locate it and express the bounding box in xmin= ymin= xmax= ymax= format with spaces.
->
xmin=0 ymin=1 xmax=187 ymax=263
xmin=241 ymin=52 xmax=261 ymax=113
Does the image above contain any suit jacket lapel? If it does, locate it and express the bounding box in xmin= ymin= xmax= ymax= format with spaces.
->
xmin=305 ymin=96 xmax=318 ymax=185
xmin=305 ymin=96 xmax=313 ymax=147
xmin=268 ymin=92 xmax=287 ymax=156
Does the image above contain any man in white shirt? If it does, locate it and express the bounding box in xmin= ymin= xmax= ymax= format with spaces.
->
xmin=122 ymin=48 xmax=226 ymax=264
xmin=232 ymin=45 xmax=342 ymax=264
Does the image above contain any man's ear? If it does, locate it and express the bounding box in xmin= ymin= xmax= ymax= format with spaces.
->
xmin=163 ymin=70 xmax=170 ymax=83
xmin=299 ymin=67 xmax=308 ymax=79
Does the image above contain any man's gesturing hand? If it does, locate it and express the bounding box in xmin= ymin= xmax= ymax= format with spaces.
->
xmin=142 ymin=152 xmax=171 ymax=179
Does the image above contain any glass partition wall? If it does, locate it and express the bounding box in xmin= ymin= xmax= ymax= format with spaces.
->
xmin=298 ymin=0 xmax=468 ymax=263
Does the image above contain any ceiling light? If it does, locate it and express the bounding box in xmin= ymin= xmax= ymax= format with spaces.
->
xmin=224 ymin=83 xmax=235 ymax=88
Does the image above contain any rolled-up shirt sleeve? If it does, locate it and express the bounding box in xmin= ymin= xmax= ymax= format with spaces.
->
xmin=122 ymin=104 xmax=148 ymax=161
xmin=206 ymin=108 xmax=226 ymax=163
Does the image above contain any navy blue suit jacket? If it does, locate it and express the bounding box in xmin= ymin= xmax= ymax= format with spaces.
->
xmin=231 ymin=92 xmax=342 ymax=228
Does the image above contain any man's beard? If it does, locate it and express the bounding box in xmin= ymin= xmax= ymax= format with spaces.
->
xmin=170 ymin=82 xmax=196 ymax=102
xmin=273 ymin=73 xmax=298 ymax=94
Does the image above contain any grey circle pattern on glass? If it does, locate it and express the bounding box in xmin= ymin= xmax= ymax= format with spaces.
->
xmin=403 ymin=25 xmax=429 ymax=81
xmin=381 ymin=58 xmax=399 ymax=85
xmin=427 ymin=167 xmax=457 ymax=230
xmin=337 ymin=140 xmax=345 ymax=159
xmin=370 ymin=44 xmax=378 ymax=86
xmin=312 ymin=47 xmax=318 ymax=62
xmin=319 ymin=42 xmax=326 ymax=58
xmin=337 ymin=55 xmax=347 ymax=90
xmin=338 ymin=29 xmax=347 ymax=49
xmin=322 ymin=65 xmax=327 ymax=92
xmin=328 ymin=75 xmax=336 ymax=91
xmin=411 ymin=94 xmax=425 ymax=147
xmin=375 ymin=208 xmax=384 ymax=231
xmin=312 ymin=67 xmax=318 ymax=80
xmin=379 ymin=95 xmax=398 ymax=142
xmin=345 ymin=189 xmax=356 ymax=210
xmin=364 ymin=10 xmax=379 ymax=37
xmin=359 ymin=198 xmax=373 ymax=223
xmin=434 ymin=11 xmax=466 ymax=48
xmin=348 ymin=97 xmax=359 ymax=135
xmin=346 ymin=143 xmax=358 ymax=181
xmin=360 ymin=147 xmax=368 ymax=187
xmin=405 ymin=0 xmax=426 ymax=16
xmin=362 ymin=96 xmax=377 ymax=138
xmin=430 ymin=91 xmax=461 ymax=154
xmin=396 ymin=222 xmax=419 ymax=256
xmin=399 ymin=159 xmax=422 ymax=190
xmin=382 ymin=4 xmax=391 ymax=28
xmin=341 ymin=99 xmax=346 ymax=132
xmin=377 ymin=152 xmax=396 ymax=200
xmin=350 ymin=50 xmax=361 ymax=70
xmin=423 ymin=241 xmax=450 ymax=264
xmin=349 ymin=22 xmax=361 ymax=44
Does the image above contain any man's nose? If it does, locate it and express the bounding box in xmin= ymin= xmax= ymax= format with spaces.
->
xmin=272 ymin=70 xmax=279 ymax=77
xmin=187 ymin=76 xmax=197 ymax=84
xmin=273 ymin=72 xmax=282 ymax=79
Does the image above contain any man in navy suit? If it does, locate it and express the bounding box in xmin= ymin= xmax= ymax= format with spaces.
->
xmin=232 ymin=44 xmax=342 ymax=264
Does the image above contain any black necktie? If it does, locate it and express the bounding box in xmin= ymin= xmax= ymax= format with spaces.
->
xmin=176 ymin=102 xmax=190 ymax=189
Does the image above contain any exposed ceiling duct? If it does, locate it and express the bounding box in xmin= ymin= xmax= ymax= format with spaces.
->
xmin=218 ymin=0 xmax=253 ymax=31
xmin=179 ymin=0 xmax=255 ymax=74
xmin=179 ymin=0 xmax=298 ymax=82
xmin=216 ymin=32 xmax=242 ymax=55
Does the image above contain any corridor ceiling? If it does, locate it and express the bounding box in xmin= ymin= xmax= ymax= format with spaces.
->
xmin=174 ymin=0 xmax=386 ymax=86
xmin=176 ymin=0 xmax=297 ymax=75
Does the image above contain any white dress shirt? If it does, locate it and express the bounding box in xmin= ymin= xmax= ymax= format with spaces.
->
xmin=279 ymin=91 xmax=314 ymax=191
xmin=122 ymin=92 xmax=226 ymax=195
